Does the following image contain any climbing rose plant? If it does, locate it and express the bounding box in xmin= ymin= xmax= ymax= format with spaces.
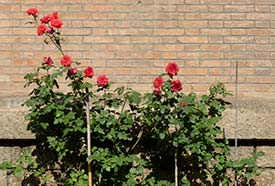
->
xmin=0 ymin=8 xmax=263 ymax=186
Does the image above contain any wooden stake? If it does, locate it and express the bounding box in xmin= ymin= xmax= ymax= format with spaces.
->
xmin=234 ymin=61 xmax=239 ymax=186
xmin=175 ymin=148 xmax=178 ymax=186
xmin=86 ymin=96 xmax=92 ymax=186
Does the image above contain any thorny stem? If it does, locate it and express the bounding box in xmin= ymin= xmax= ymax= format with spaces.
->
xmin=47 ymin=33 xmax=65 ymax=56
xmin=33 ymin=15 xmax=65 ymax=56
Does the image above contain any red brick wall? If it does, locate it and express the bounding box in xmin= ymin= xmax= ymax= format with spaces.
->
xmin=1 ymin=0 xmax=275 ymax=97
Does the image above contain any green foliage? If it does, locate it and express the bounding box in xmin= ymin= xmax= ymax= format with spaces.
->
xmin=0 ymin=9 xmax=263 ymax=186
xmin=1 ymin=58 xmax=263 ymax=186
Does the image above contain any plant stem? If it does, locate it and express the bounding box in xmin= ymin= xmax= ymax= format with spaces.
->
xmin=47 ymin=34 xmax=65 ymax=56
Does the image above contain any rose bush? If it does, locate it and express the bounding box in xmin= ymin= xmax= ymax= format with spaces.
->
xmin=0 ymin=8 xmax=263 ymax=186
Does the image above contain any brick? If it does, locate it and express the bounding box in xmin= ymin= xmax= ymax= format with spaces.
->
xmin=231 ymin=0 xmax=246 ymax=4
xmin=224 ymin=21 xmax=254 ymax=28
xmin=200 ymin=60 xmax=231 ymax=67
xmin=0 ymin=67 xmax=19 ymax=74
xmin=255 ymin=68 xmax=272 ymax=76
xmin=184 ymin=29 xmax=200 ymax=35
xmin=247 ymin=0 xmax=275 ymax=4
xmin=240 ymin=60 xmax=273 ymax=67
xmin=185 ymin=0 xmax=200 ymax=4
xmin=161 ymin=52 xmax=177 ymax=59
xmin=184 ymin=60 xmax=200 ymax=67
xmin=224 ymin=52 xmax=255 ymax=59
xmin=23 ymin=4 xmax=66 ymax=12
xmin=224 ymin=5 xmax=254 ymax=12
xmin=14 ymin=44 xmax=43 ymax=51
xmin=177 ymin=5 xmax=208 ymax=12
xmin=255 ymin=21 xmax=270 ymax=28
xmin=130 ymin=37 xmax=161 ymax=44
xmin=230 ymin=13 xmax=247 ymax=20
xmin=200 ymin=28 xmax=231 ymax=35
xmin=153 ymin=29 xmax=184 ymax=36
xmin=67 ymin=5 xmax=83 ymax=11
xmin=83 ymin=36 xmax=114 ymax=43
xmin=137 ymin=5 xmax=177 ymax=12
xmin=61 ymin=0 xmax=89 ymax=3
xmin=114 ymin=21 xmax=130 ymax=28
xmin=178 ymin=52 xmax=223 ymax=60
xmin=231 ymin=44 xmax=246 ymax=51
xmin=208 ymin=5 xmax=223 ymax=12
xmin=208 ymin=68 xmax=226 ymax=75
xmin=107 ymin=28 xmax=139 ymax=35
xmin=178 ymin=21 xmax=207 ymax=28
xmin=201 ymin=13 xmax=232 ymax=20
xmin=247 ymin=13 xmax=274 ymax=20
xmin=84 ymin=5 xmax=114 ymax=12
xmin=181 ymin=68 xmax=208 ymax=75
xmin=83 ymin=51 xmax=114 ymax=59
xmin=157 ymin=34 xmax=177 ymax=43
xmin=154 ymin=44 xmax=184 ymax=51
xmin=200 ymin=0 xmax=231 ymax=4
xmin=62 ymin=28 xmax=91 ymax=35
xmin=159 ymin=21 xmax=178 ymax=28
xmin=178 ymin=36 xmax=208 ymax=43
xmin=208 ymin=21 xmax=223 ymax=28
xmin=83 ymin=21 xmax=114 ymax=28
xmin=200 ymin=44 xmax=230 ymax=51
xmin=184 ymin=44 xmax=200 ymax=51
xmin=256 ymin=5 xmax=271 ymax=12
xmin=256 ymin=52 xmax=272 ymax=60
xmin=224 ymin=36 xmax=255 ymax=43
xmin=208 ymin=36 xmax=223 ymax=43
xmin=247 ymin=44 xmax=275 ymax=52
xmin=247 ymin=29 xmax=272 ymax=35
xmin=231 ymin=29 xmax=247 ymax=35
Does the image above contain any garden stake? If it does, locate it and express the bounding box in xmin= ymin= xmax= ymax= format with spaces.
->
xmin=175 ymin=148 xmax=178 ymax=186
xmin=234 ymin=61 xmax=239 ymax=186
xmin=86 ymin=96 xmax=92 ymax=186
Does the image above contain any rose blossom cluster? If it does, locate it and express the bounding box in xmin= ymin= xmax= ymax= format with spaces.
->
xmin=26 ymin=7 xmax=63 ymax=36
xmin=26 ymin=8 xmax=109 ymax=88
xmin=153 ymin=62 xmax=182 ymax=95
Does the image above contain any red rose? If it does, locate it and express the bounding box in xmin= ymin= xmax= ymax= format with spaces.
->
xmin=84 ymin=66 xmax=94 ymax=78
xmin=97 ymin=75 xmax=108 ymax=87
xmin=43 ymin=57 xmax=53 ymax=66
xmin=26 ymin=8 xmax=38 ymax=16
xmin=61 ymin=55 xmax=72 ymax=67
xmin=153 ymin=87 xmax=162 ymax=95
xmin=50 ymin=19 xmax=63 ymax=29
xmin=37 ymin=24 xmax=47 ymax=36
xmin=46 ymin=27 xmax=55 ymax=34
xmin=171 ymin=80 xmax=182 ymax=92
xmin=67 ymin=68 xmax=78 ymax=76
xmin=165 ymin=62 xmax=179 ymax=77
xmin=153 ymin=77 xmax=164 ymax=88
xmin=51 ymin=11 xmax=59 ymax=19
xmin=40 ymin=14 xmax=52 ymax=24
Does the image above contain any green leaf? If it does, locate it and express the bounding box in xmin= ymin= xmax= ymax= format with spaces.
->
xmin=115 ymin=86 xmax=125 ymax=95
xmin=13 ymin=166 xmax=23 ymax=177
xmin=0 ymin=162 xmax=14 ymax=169
xmin=159 ymin=132 xmax=165 ymax=140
